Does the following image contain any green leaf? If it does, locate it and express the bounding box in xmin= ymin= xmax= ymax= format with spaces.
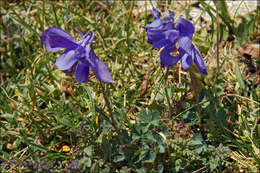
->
xmin=138 ymin=109 xmax=149 ymax=123
xmin=96 ymin=134 xmax=103 ymax=144
xmin=84 ymin=146 xmax=93 ymax=157
xmin=161 ymin=124 xmax=170 ymax=137
xmin=136 ymin=169 xmax=146 ymax=173
xmin=198 ymin=0 xmax=216 ymax=21
xmin=175 ymin=159 xmax=182 ymax=172
xmin=120 ymin=167 xmax=129 ymax=173
xmin=132 ymin=124 xmax=142 ymax=140
xmin=195 ymin=144 xmax=208 ymax=154
xmin=143 ymin=151 xmax=156 ymax=163
xmin=155 ymin=92 xmax=164 ymax=103
xmin=146 ymin=131 xmax=155 ymax=142
xmin=217 ymin=0 xmax=234 ymax=32
xmin=183 ymin=111 xmax=196 ymax=120
xmin=142 ymin=123 xmax=150 ymax=134
xmin=158 ymin=144 xmax=165 ymax=153
xmin=234 ymin=62 xmax=245 ymax=90
xmin=150 ymin=111 xmax=160 ymax=126
xmin=0 ymin=113 xmax=14 ymax=120
xmin=113 ymin=154 xmax=125 ymax=163
xmin=57 ymin=117 xmax=72 ymax=127
xmin=157 ymin=164 xmax=164 ymax=173
xmin=135 ymin=149 xmax=148 ymax=163
xmin=152 ymin=131 xmax=163 ymax=144
xmin=80 ymin=157 xmax=92 ymax=168
xmin=219 ymin=23 xmax=224 ymax=42
xmin=191 ymin=133 xmax=204 ymax=145
xmin=217 ymin=108 xmax=228 ymax=125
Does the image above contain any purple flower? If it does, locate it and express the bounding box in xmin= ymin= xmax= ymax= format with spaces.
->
xmin=144 ymin=8 xmax=207 ymax=75
xmin=143 ymin=9 xmax=175 ymax=45
xmin=40 ymin=27 xmax=114 ymax=83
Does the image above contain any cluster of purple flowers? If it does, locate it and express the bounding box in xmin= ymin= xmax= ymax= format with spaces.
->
xmin=143 ymin=8 xmax=207 ymax=75
xmin=40 ymin=8 xmax=207 ymax=84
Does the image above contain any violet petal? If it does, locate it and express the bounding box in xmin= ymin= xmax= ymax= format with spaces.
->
xmin=193 ymin=47 xmax=207 ymax=75
xmin=40 ymin=27 xmax=78 ymax=52
xmin=75 ymin=61 xmax=90 ymax=83
xmin=160 ymin=46 xmax=182 ymax=67
xmin=143 ymin=19 xmax=163 ymax=29
xmin=55 ymin=49 xmax=78 ymax=71
xmin=178 ymin=36 xmax=193 ymax=55
xmin=175 ymin=17 xmax=195 ymax=38
xmin=181 ymin=53 xmax=193 ymax=69
xmin=90 ymin=50 xmax=114 ymax=83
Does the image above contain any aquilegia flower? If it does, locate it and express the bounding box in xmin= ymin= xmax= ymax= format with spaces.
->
xmin=143 ymin=8 xmax=207 ymax=75
xmin=40 ymin=27 xmax=114 ymax=83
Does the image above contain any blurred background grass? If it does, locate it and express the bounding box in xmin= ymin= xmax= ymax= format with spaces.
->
xmin=0 ymin=0 xmax=259 ymax=172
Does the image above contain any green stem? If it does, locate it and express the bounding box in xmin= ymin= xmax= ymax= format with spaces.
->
xmin=99 ymin=81 xmax=123 ymax=144
xmin=215 ymin=0 xmax=220 ymax=79
xmin=163 ymin=67 xmax=172 ymax=117
xmin=124 ymin=0 xmax=135 ymax=77
xmin=189 ymin=68 xmax=202 ymax=125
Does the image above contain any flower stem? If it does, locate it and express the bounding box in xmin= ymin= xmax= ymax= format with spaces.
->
xmin=189 ymin=67 xmax=202 ymax=125
xmin=163 ymin=67 xmax=172 ymax=117
xmin=99 ymin=81 xmax=123 ymax=144
xmin=214 ymin=0 xmax=220 ymax=78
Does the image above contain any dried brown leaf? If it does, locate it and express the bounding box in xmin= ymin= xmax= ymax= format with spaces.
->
xmin=237 ymin=40 xmax=260 ymax=59
xmin=134 ymin=67 xmax=152 ymax=98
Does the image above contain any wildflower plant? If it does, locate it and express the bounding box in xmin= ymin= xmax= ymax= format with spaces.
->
xmin=143 ymin=8 xmax=208 ymax=116
xmin=40 ymin=27 xmax=122 ymax=143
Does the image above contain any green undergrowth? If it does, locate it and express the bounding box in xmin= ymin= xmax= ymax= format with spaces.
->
xmin=0 ymin=1 xmax=259 ymax=172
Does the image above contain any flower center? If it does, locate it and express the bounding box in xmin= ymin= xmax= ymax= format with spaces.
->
xmin=170 ymin=44 xmax=179 ymax=56
xmin=76 ymin=47 xmax=85 ymax=58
